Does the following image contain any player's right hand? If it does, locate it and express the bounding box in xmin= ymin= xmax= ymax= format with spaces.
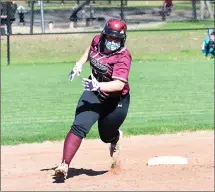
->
xmin=68 ymin=63 xmax=82 ymax=82
xmin=82 ymin=73 xmax=100 ymax=91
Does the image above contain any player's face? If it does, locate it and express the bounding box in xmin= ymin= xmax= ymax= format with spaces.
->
xmin=210 ymin=34 xmax=214 ymax=41
xmin=104 ymin=35 xmax=122 ymax=51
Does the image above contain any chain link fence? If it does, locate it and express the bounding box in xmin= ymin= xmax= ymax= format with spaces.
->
xmin=1 ymin=29 xmax=207 ymax=66
xmin=1 ymin=1 xmax=213 ymax=65
xmin=1 ymin=0 xmax=214 ymax=35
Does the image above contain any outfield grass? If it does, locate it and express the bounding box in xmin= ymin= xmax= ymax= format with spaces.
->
xmin=1 ymin=58 xmax=214 ymax=145
xmin=159 ymin=20 xmax=214 ymax=29
xmin=1 ymin=27 xmax=214 ymax=145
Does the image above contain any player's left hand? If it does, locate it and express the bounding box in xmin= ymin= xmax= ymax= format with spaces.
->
xmin=82 ymin=74 xmax=100 ymax=91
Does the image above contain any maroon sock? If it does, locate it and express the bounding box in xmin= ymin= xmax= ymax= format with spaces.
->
xmin=62 ymin=131 xmax=82 ymax=165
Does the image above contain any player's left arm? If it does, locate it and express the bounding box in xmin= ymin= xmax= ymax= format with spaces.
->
xmin=99 ymin=79 xmax=125 ymax=92
xmin=83 ymin=53 xmax=131 ymax=92
xmin=100 ymin=54 xmax=131 ymax=92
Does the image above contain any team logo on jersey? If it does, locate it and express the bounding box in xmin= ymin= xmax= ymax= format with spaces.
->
xmin=90 ymin=57 xmax=108 ymax=74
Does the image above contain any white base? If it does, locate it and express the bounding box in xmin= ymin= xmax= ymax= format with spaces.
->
xmin=147 ymin=156 xmax=188 ymax=166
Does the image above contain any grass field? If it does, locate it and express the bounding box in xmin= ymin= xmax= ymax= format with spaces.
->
xmin=1 ymin=59 xmax=214 ymax=145
xmin=159 ymin=20 xmax=214 ymax=29
xmin=1 ymin=23 xmax=214 ymax=145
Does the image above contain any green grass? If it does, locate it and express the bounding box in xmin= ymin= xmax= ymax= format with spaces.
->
xmin=159 ymin=20 xmax=215 ymax=29
xmin=1 ymin=28 xmax=214 ymax=145
xmin=1 ymin=59 xmax=214 ymax=145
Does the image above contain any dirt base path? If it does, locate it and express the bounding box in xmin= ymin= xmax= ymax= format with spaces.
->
xmin=1 ymin=131 xmax=214 ymax=191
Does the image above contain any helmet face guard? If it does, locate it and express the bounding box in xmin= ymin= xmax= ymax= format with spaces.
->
xmin=103 ymin=27 xmax=126 ymax=39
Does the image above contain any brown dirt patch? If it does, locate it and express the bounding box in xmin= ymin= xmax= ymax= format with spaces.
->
xmin=1 ymin=131 xmax=214 ymax=191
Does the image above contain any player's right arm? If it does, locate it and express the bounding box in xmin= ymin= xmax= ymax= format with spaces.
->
xmin=68 ymin=46 xmax=91 ymax=82
xmin=68 ymin=35 xmax=99 ymax=82
xmin=76 ymin=46 xmax=91 ymax=66
xmin=73 ymin=35 xmax=100 ymax=68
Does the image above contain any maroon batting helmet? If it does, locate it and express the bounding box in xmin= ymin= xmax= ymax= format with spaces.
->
xmin=101 ymin=18 xmax=127 ymax=47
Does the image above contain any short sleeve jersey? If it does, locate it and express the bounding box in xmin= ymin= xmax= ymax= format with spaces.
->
xmin=202 ymin=37 xmax=215 ymax=57
xmin=89 ymin=35 xmax=132 ymax=97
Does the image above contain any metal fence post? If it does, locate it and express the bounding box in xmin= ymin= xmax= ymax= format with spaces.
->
xmin=161 ymin=5 xmax=166 ymax=21
xmin=39 ymin=1 xmax=45 ymax=33
xmin=120 ymin=0 xmax=125 ymax=21
xmin=6 ymin=2 xmax=10 ymax=65
xmin=30 ymin=0 xmax=35 ymax=34
xmin=7 ymin=33 xmax=10 ymax=66
xmin=192 ymin=0 xmax=197 ymax=20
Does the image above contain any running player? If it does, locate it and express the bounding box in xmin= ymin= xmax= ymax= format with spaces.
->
xmin=55 ymin=18 xmax=132 ymax=179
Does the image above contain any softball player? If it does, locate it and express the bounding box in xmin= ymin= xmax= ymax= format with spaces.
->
xmin=55 ymin=18 xmax=132 ymax=179
xmin=202 ymin=28 xmax=215 ymax=59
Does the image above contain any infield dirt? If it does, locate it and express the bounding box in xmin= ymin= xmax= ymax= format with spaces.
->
xmin=1 ymin=131 xmax=214 ymax=191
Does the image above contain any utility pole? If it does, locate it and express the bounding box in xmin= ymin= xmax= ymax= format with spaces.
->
xmin=39 ymin=0 xmax=45 ymax=33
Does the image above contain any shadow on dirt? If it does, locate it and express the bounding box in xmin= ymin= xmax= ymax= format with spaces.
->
xmin=67 ymin=167 xmax=108 ymax=178
xmin=40 ymin=166 xmax=108 ymax=183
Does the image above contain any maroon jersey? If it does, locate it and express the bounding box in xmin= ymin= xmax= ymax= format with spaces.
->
xmin=89 ymin=35 xmax=132 ymax=99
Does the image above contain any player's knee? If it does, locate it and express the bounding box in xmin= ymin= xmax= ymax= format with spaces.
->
xmin=100 ymin=135 xmax=115 ymax=143
xmin=70 ymin=124 xmax=89 ymax=139
xmin=100 ymin=137 xmax=111 ymax=143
